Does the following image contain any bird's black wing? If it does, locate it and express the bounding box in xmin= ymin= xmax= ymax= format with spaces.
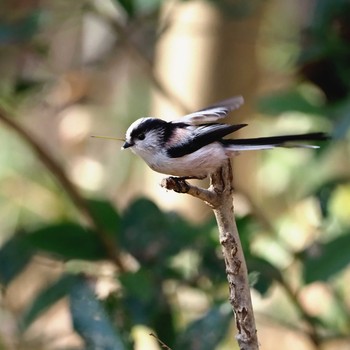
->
xmin=167 ymin=123 xmax=247 ymax=158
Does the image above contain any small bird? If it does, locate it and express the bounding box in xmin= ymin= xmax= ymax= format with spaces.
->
xmin=93 ymin=96 xmax=328 ymax=179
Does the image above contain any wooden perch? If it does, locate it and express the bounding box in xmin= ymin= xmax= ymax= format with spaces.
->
xmin=161 ymin=159 xmax=259 ymax=350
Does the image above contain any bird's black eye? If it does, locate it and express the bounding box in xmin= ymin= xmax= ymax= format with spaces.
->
xmin=137 ymin=133 xmax=145 ymax=140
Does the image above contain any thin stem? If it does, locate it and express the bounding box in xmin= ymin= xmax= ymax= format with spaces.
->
xmin=149 ymin=333 xmax=172 ymax=350
xmin=0 ymin=106 xmax=126 ymax=271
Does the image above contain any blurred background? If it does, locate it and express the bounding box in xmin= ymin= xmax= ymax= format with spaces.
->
xmin=0 ymin=0 xmax=349 ymax=349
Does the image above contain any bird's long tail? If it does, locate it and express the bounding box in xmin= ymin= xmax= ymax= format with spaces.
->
xmin=222 ymin=132 xmax=329 ymax=151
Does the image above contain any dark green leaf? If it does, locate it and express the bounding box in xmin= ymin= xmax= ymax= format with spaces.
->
xmin=119 ymin=268 xmax=158 ymax=325
xmin=176 ymin=304 xmax=232 ymax=350
xmin=153 ymin=299 xmax=176 ymax=349
xmin=102 ymin=294 xmax=134 ymax=350
xmin=20 ymin=274 xmax=76 ymax=330
xmin=114 ymin=0 xmax=161 ymax=17
xmin=14 ymin=79 xmax=43 ymax=94
xmin=302 ymin=233 xmax=350 ymax=283
xmin=69 ymin=275 xmax=125 ymax=350
xmin=121 ymin=198 xmax=190 ymax=266
xmin=0 ymin=234 xmax=33 ymax=286
xmin=25 ymin=223 xmax=107 ymax=261
xmin=119 ymin=267 xmax=176 ymax=343
xmin=119 ymin=269 xmax=155 ymax=302
xmin=88 ymin=199 xmax=120 ymax=234
xmin=198 ymin=235 xmax=226 ymax=285
xmin=312 ymin=179 xmax=349 ymax=218
xmin=120 ymin=198 xmax=167 ymax=265
xmin=115 ymin=0 xmax=135 ymax=18
xmin=236 ymin=215 xmax=260 ymax=256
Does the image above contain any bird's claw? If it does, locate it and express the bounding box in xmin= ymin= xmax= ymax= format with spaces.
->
xmin=161 ymin=177 xmax=190 ymax=193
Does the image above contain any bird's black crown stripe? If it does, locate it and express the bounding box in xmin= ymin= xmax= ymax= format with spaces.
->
xmin=130 ymin=118 xmax=190 ymax=146
xmin=130 ymin=118 xmax=167 ymax=140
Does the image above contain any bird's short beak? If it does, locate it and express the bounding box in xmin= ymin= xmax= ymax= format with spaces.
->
xmin=122 ymin=141 xmax=133 ymax=149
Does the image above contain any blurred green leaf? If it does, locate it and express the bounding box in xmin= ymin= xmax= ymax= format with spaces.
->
xmin=69 ymin=275 xmax=126 ymax=350
xmin=25 ymin=223 xmax=107 ymax=261
xmin=312 ymin=179 xmax=349 ymax=218
xmin=119 ymin=267 xmax=175 ymax=344
xmin=20 ymin=274 xmax=76 ymax=330
xmin=0 ymin=234 xmax=33 ymax=286
xmin=102 ymin=294 xmax=134 ymax=350
xmin=120 ymin=198 xmax=167 ymax=265
xmin=247 ymin=257 xmax=282 ymax=295
xmin=198 ymin=234 xmax=226 ymax=286
xmin=258 ymin=90 xmax=324 ymax=116
xmin=120 ymin=198 xmax=193 ymax=267
xmin=311 ymin=0 xmax=350 ymax=40
xmin=115 ymin=0 xmax=135 ymax=18
xmin=119 ymin=269 xmax=155 ymax=302
xmin=236 ymin=215 xmax=260 ymax=255
xmin=14 ymin=79 xmax=43 ymax=95
xmin=175 ymin=304 xmax=232 ymax=350
xmin=88 ymin=199 xmax=120 ymax=234
xmin=165 ymin=211 xmax=199 ymax=243
xmin=153 ymin=299 xmax=176 ymax=349
xmin=114 ymin=0 xmax=160 ymax=18
xmin=119 ymin=268 xmax=160 ymax=325
xmin=302 ymin=233 xmax=350 ymax=283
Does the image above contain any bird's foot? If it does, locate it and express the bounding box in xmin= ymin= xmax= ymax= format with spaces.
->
xmin=161 ymin=175 xmax=207 ymax=193
xmin=161 ymin=177 xmax=190 ymax=193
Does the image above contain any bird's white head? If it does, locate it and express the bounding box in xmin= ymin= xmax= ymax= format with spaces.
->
xmin=122 ymin=117 xmax=169 ymax=155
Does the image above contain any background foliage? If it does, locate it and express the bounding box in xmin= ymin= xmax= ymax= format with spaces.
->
xmin=0 ymin=0 xmax=349 ymax=349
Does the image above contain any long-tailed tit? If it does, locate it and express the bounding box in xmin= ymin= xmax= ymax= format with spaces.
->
xmin=94 ymin=96 xmax=328 ymax=179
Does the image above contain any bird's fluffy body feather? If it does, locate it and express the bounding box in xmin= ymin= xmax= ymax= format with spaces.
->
xmin=140 ymin=142 xmax=228 ymax=178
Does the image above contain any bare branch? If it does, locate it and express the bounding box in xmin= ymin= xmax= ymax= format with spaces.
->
xmin=161 ymin=160 xmax=259 ymax=350
xmin=160 ymin=177 xmax=220 ymax=207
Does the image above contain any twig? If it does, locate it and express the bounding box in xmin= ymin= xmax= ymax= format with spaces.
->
xmin=149 ymin=333 xmax=172 ymax=350
xmin=161 ymin=160 xmax=259 ymax=350
xmin=0 ymin=106 xmax=126 ymax=271
xmin=278 ymin=277 xmax=321 ymax=349
xmin=161 ymin=177 xmax=220 ymax=207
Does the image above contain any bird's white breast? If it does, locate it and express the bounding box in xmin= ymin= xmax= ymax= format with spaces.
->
xmin=132 ymin=142 xmax=228 ymax=177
